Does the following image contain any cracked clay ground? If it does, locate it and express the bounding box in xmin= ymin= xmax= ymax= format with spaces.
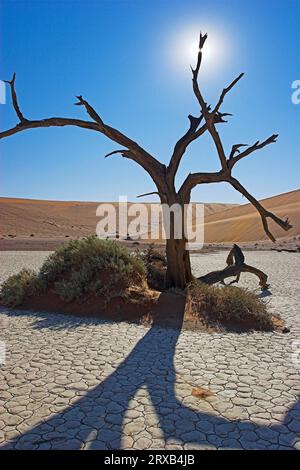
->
xmin=0 ymin=250 xmax=299 ymax=450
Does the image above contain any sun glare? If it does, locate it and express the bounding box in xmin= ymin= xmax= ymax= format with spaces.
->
xmin=166 ymin=24 xmax=231 ymax=77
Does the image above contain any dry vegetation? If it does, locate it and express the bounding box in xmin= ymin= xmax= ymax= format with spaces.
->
xmin=0 ymin=238 xmax=281 ymax=332
xmin=0 ymin=237 xmax=146 ymax=307
xmin=186 ymin=280 xmax=274 ymax=331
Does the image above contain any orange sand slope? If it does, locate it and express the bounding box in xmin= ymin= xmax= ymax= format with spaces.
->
xmin=0 ymin=189 xmax=299 ymax=242
xmin=0 ymin=197 xmax=237 ymax=239
xmin=203 ymin=189 xmax=300 ymax=242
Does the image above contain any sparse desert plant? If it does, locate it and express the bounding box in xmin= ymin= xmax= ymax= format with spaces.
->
xmin=187 ymin=280 xmax=273 ymax=331
xmin=0 ymin=237 xmax=147 ymax=305
xmin=0 ymin=269 xmax=41 ymax=307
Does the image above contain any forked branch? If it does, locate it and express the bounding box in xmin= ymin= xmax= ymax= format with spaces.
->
xmin=168 ymin=115 xmax=205 ymax=178
xmin=168 ymin=111 xmax=230 ymax=179
xmin=228 ymin=134 xmax=278 ymax=169
xmin=0 ymin=75 xmax=165 ymax=190
xmin=190 ymin=33 xmax=244 ymax=170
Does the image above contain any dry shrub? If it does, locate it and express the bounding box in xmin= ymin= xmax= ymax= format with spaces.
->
xmin=0 ymin=236 xmax=147 ymax=306
xmin=0 ymin=269 xmax=44 ymax=307
xmin=187 ymin=280 xmax=273 ymax=331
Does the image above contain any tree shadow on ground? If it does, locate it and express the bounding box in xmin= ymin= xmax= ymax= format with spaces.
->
xmin=1 ymin=302 xmax=299 ymax=450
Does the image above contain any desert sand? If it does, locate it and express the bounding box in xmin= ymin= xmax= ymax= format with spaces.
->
xmin=203 ymin=189 xmax=300 ymax=243
xmin=0 ymin=250 xmax=299 ymax=449
xmin=0 ymin=189 xmax=299 ymax=250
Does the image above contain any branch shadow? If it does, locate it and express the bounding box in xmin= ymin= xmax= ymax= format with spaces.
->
xmin=1 ymin=301 xmax=299 ymax=450
xmin=257 ymin=289 xmax=273 ymax=299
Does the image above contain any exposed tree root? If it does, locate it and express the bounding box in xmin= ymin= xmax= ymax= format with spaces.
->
xmin=198 ymin=244 xmax=269 ymax=289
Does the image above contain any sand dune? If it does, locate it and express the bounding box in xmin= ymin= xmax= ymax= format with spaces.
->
xmin=0 ymin=197 xmax=237 ymax=239
xmin=0 ymin=190 xmax=299 ymax=243
xmin=202 ymin=189 xmax=300 ymax=242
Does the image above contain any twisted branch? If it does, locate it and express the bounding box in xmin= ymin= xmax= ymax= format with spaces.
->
xmin=198 ymin=244 xmax=269 ymax=289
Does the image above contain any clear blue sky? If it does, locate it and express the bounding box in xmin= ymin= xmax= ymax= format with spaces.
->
xmin=1 ymin=0 xmax=299 ymax=203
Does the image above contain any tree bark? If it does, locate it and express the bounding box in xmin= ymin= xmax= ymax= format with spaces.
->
xmin=166 ymin=237 xmax=192 ymax=289
xmin=163 ymin=188 xmax=193 ymax=289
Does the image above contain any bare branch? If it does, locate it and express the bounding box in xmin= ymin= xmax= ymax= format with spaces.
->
xmin=104 ymin=149 xmax=129 ymax=158
xmin=179 ymin=170 xmax=226 ymax=200
xmin=136 ymin=191 xmax=160 ymax=198
xmin=179 ymin=161 xmax=292 ymax=242
xmin=167 ymin=115 xmax=205 ymax=178
xmin=229 ymin=176 xmax=292 ymax=242
xmin=168 ymin=111 xmax=230 ymax=180
xmin=228 ymin=143 xmax=248 ymax=160
xmin=103 ymin=148 xmax=166 ymax=192
xmin=190 ymin=35 xmax=244 ymax=171
xmin=0 ymin=77 xmax=166 ymax=190
xmin=214 ymin=112 xmax=232 ymax=123
xmin=0 ymin=118 xmax=100 ymax=140
xmin=74 ymin=95 xmax=104 ymax=125
xmin=191 ymin=32 xmax=208 ymax=78
xmin=228 ymin=134 xmax=278 ymax=169
xmin=191 ymin=36 xmax=228 ymax=169
xmin=213 ymin=73 xmax=244 ymax=115
xmin=73 ymin=94 xmax=166 ymax=186
xmin=3 ymin=73 xmax=27 ymax=122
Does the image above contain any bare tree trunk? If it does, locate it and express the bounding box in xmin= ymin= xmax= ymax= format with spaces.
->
xmin=163 ymin=188 xmax=193 ymax=289
xmin=166 ymin=237 xmax=192 ymax=289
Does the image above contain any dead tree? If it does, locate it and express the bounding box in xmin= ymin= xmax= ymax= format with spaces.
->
xmin=0 ymin=34 xmax=292 ymax=288
xmin=198 ymin=244 xmax=269 ymax=289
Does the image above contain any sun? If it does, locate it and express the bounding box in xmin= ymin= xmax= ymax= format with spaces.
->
xmin=166 ymin=25 xmax=230 ymax=76
xmin=185 ymin=36 xmax=214 ymax=64
xmin=178 ymin=30 xmax=221 ymax=69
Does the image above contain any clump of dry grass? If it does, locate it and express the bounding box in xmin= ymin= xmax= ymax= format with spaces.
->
xmin=187 ymin=280 xmax=274 ymax=331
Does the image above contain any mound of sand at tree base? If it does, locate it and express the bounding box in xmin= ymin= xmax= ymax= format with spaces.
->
xmin=0 ymin=189 xmax=299 ymax=244
xmin=2 ymin=284 xmax=284 ymax=333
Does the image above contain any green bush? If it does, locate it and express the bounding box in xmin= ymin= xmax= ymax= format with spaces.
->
xmin=0 ymin=237 xmax=147 ymax=305
xmin=188 ymin=280 xmax=273 ymax=330
xmin=0 ymin=269 xmax=40 ymax=307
